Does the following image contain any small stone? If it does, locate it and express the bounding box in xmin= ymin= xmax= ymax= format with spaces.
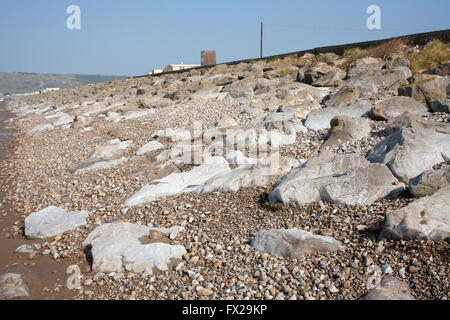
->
xmin=408 ymin=266 xmax=419 ymax=273
xmin=196 ymin=286 xmax=213 ymax=297
xmin=398 ymin=268 xmax=406 ymax=278
xmin=328 ymin=284 xmax=339 ymax=293
xmin=382 ymin=264 xmax=393 ymax=274
xmin=364 ymin=256 xmax=373 ymax=266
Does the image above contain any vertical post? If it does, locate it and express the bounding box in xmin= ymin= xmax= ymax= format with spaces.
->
xmin=260 ymin=21 xmax=263 ymax=58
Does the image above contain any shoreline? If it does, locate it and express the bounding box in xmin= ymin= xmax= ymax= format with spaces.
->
xmin=0 ymin=104 xmax=79 ymax=300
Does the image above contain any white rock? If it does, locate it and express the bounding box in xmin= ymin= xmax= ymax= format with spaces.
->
xmin=304 ymin=102 xmax=371 ymax=131
xmin=24 ymin=206 xmax=89 ymax=239
xmin=0 ymin=273 xmax=29 ymax=299
xmin=28 ymin=124 xmax=54 ymax=135
xmin=136 ymin=141 xmax=164 ymax=156
xmin=379 ymin=185 xmax=450 ymax=241
xmin=152 ymin=128 xmax=191 ymax=142
xmin=250 ymin=228 xmax=344 ymax=258
xmin=83 ymin=222 xmax=187 ymax=275
xmin=14 ymin=243 xmax=41 ymax=254
xmin=125 ymin=156 xmax=231 ymax=206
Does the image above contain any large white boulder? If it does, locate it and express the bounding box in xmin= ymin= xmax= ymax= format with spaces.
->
xmin=379 ymin=186 xmax=450 ymax=242
xmin=250 ymin=229 xmax=344 ymax=258
xmin=25 ymin=206 xmax=89 ymax=239
xmin=269 ymin=150 xmax=403 ymax=206
xmin=125 ymin=156 xmax=231 ymax=206
xmin=84 ymin=222 xmax=186 ymax=274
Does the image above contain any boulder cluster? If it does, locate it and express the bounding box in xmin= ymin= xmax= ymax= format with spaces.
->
xmin=2 ymin=43 xmax=449 ymax=300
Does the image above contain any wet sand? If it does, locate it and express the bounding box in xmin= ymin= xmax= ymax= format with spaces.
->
xmin=0 ymin=103 xmax=81 ymax=300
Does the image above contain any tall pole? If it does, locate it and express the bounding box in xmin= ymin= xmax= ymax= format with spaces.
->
xmin=260 ymin=21 xmax=263 ymax=58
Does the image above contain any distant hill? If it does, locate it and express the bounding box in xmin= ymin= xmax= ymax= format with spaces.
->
xmin=0 ymin=72 xmax=128 ymax=94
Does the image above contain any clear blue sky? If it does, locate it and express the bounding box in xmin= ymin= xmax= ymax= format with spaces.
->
xmin=0 ymin=0 xmax=449 ymax=76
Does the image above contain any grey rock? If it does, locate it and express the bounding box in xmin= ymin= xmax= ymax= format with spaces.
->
xmin=269 ymin=150 xmax=403 ymax=205
xmin=24 ymin=206 xmax=89 ymax=239
xmin=125 ymin=156 xmax=231 ymax=206
xmin=371 ymin=96 xmax=428 ymax=121
xmin=313 ymin=69 xmax=347 ymax=87
xmin=151 ymin=128 xmax=191 ymax=142
xmin=261 ymin=111 xmax=307 ymax=135
xmin=0 ymin=273 xmax=30 ymax=299
xmin=325 ymin=85 xmax=360 ymax=108
xmin=136 ymin=141 xmax=164 ymax=156
xmin=346 ymin=67 xmax=412 ymax=99
xmin=83 ymin=222 xmax=186 ymax=275
xmin=71 ymin=115 xmax=89 ymax=129
xmin=193 ymin=153 xmax=299 ymax=194
xmin=399 ymin=74 xmax=447 ymax=105
xmin=136 ymin=95 xmax=172 ymax=109
xmin=250 ymin=229 xmax=344 ymax=258
xmin=379 ymin=185 xmax=450 ymax=242
xmin=430 ymin=99 xmax=450 ymax=113
xmin=347 ymin=57 xmax=384 ymax=78
xmin=227 ymin=86 xmax=254 ymax=100
xmin=409 ymin=167 xmax=450 ymax=198
xmin=28 ymin=123 xmax=54 ymax=135
xmin=298 ymin=63 xmax=345 ymax=87
xmin=52 ymin=112 xmax=75 ymax=127
xmin=361 ymin=275 xmax=415 ymax=300
xmin=68 ymin=139 xmax=132 ymax=174
xmin=15 ymin=243 xmax=41 ymax=254
xmin=367 ymin=127 xmax=450 ymax=183
xmin=69 ymin=157 xmax=128 ymax=175
xmin=215 ymin=114 xmax=239 ymax=129
xmin=304 ymin=102 xmax=371 ymax=131
xmin=322 ymin=115 xmax=371 ymax=148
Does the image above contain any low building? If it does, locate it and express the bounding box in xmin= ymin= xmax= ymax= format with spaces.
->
xmin=150 ymin=69 xmax=163 ymax=75
xmin=163 ymin=63 xmax=199 ymax=72
xmin=40 ymin=88 xmax=60 ymax=93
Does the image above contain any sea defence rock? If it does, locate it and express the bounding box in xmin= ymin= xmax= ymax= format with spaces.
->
xmin=325 ymin=85 xmax=360 ymax=108
xmin=361 ymin=275 xmax=415 ymax=300
xmin=379 ymin=186 xmax=450 ymax=242
xmin=24 ymin=206 xmax=89 ymax=239
xmin=367 ymin=127 xmax=450 ymax=183
xmin=409 ymin=167 xmax=450 ymax=198
xmin=398 ymin=74 xmax=447 ymax=105
xmin=0 ymin=273 xmax=30 ymax=299
xmin=370 ymin=96 xmax=428 ymax=121
xmin=193 ymin=154 xmax=299 ymax=194
xmin=125 ymin=156 xmax=231 ymax=206
xmin=250 ymin=229 xmax=344 ymax=258
xmin=136 ymin=141 xmax=164 ymax=156
xmin=304 ymin=102 xmax=371 ymax=131
xmin=269 ymin=150 xmax=403 ymax=206
xmin=322 ymin=115 xmax=371 ymax=148
xmin=84 ymin=222 xmax=186 ymax=274
xmin=151 ymin=128 xmax=191 ymax=142
xmin=28 ymin=123 xmax=54 ymax=135
xmin=347 ymin=57 xmax=384 ymax=78
xmin=68 ymin=139 xmax=132 ymax=174
xmin=260 ymin=110 xmax=307 ymax=135
xmin=345 ymin=66 xmax=412 ymax=99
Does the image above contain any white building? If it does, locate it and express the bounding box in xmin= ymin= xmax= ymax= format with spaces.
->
xmin=150 ymin=62 xmax=200 ymax=75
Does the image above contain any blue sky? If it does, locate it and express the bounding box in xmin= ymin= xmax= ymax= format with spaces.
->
xmin=0 ymin=0 xmax=449 ymax=76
